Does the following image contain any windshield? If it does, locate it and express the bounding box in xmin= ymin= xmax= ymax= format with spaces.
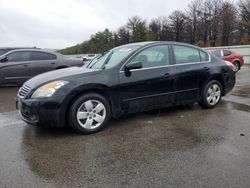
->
xmin=87 ymin=45 xmax=141 ymax=69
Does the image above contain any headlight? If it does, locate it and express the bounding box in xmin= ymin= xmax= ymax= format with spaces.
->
xmin=31 ymin=80 xmax=69 ymax=99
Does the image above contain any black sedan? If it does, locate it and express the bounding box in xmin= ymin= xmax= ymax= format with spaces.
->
xmin=17 ymin=42 xmax=235 ymax=134
xmin=0 ymin=49 xmax=84 ymax=86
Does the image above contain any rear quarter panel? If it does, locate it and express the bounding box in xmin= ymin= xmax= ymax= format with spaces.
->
xmin=58 ymin=59 xmax=84 ymax=68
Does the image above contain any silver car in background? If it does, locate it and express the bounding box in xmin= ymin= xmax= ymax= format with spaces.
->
xmin=0 ymin=49 xmax=84 ymax=86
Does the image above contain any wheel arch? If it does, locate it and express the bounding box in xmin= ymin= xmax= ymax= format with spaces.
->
xmin=199 ymin=74 xmax=226 ymax=101
xmin=232 ymin=60 xmax=241 ymax=69
xmin=63 ymin=84 xmax=114 ymax=126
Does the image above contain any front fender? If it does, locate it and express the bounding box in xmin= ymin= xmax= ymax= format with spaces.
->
xmin=60 ymin=83 xmax=114 ymax=126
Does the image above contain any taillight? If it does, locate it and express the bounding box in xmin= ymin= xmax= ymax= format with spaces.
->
xmin=224 ymin=61 xmax=237 ymax=72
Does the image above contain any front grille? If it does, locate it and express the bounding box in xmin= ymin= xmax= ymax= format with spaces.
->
xmin=18 ymin=85 xmax=31 ymax=97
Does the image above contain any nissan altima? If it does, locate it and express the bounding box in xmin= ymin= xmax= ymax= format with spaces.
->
xmin=16 ymin=42 xmax=235 ymax=134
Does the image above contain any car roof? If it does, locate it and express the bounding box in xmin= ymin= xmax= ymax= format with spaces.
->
xmin=0 ymin=47 xmax=39 ymax=50
xmin=116 ymin=41 xmax=204 ymax=50
xmin=2 ymin=48 xmax=62 ymax=56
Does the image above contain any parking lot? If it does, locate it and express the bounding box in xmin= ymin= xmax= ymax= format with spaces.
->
xmin=0 ymin=67 xmax=249 ymax=187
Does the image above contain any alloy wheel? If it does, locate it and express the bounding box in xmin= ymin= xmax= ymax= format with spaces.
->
xmin=76 ymin=100 xmax=106 ymax=130
xmin=206 ymin=84 xmax=221 ymax=106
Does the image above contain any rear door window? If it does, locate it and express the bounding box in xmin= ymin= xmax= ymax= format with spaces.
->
xmin=173 ymin=45 xmax=206 ymax=64
xmin=200 ymin=51 xmax=209 ymax=61
xmin=31 ymin=52 xmax=57 ymax=60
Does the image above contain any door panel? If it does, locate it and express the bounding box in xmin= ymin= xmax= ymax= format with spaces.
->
xmin=1 ymin=51 xmax=31 ymax=85
xmin=29 ymin=52 xmax=57 ymax=77
xmin=117 ymin=45 xmax=175 ymax=113
xmin=119 ymin=67 xmax=175 ymax=113
xmin=173 ymin=63 xmax=211 ymax=104
xmin=29 ymin=60 xmax=57 ymax=77
xmin=1 ymin=62 xmax=29 ymax=84
xmin=171 ymin=45 xmax=211 ymax=104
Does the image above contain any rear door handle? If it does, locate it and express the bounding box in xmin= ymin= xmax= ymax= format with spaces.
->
xmin=164 ymin=73 xmax=170 ymax=78
xmin=203 ymin=67 xmax=209 ymax=71
xmin=51 ymin=62 xmax=56 ymax=65
xmin=23 ymin=64 xmax=28 ymax=67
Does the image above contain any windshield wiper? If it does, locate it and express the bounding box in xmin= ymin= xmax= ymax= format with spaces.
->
xmin=101 ymin=51 xmax=114 ymax=69
xmin=88 ymin=51 xmax=109 ymax=69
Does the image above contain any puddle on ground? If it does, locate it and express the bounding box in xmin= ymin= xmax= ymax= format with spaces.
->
xmin=231 ymin=86 xmax=250 ymax=98
xmin=149 ymin=127 xmax=202 ymax=150
xmin=224 ymin=101 xmax=250 ymax=112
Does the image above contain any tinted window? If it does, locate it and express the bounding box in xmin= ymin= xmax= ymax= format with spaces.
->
xmin=211 ymin=50 xmax=222 ymax=57
xmin=31 ymin=52 xmax=56 ymax=60
xmin=200 ymin=51 xmax=209 ymax=61
xmin=173 ymin=45 xmax=201 ymax=64
xmin=7 ymin=51 xmax=31 ymax=62
xmin=223 ymin=50 xmax=232 ymax=56
xmin=130 ymin=45 xmax=169 ymax=68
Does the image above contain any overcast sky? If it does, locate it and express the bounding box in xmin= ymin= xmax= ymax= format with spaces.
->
xmin=0 ymin=0 xmax=236 ymax=49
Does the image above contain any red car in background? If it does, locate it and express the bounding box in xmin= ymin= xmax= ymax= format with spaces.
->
xmin=209 ymin=49 xmax=244 ymax=72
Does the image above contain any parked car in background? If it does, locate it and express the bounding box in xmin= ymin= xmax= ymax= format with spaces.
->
xmin=85 ymin=54 xmax=99 ymax=61
xmin=0 ymin=49 xmax=84 ymax=86
xmin=209 ymin=49 xmax=244 ymax=72
xmin=0 ymin=47 xmax=39 ymax=56
xmin=17 ymin=41 xmax=235 ymax=134
xmin=66 ymin=54 xmax=100 ymax=61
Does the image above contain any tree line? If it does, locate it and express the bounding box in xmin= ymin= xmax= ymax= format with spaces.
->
xmin=59 ymin=0 xmax=250 ymax=55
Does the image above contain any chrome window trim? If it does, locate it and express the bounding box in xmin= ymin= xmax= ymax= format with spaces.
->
xmin=119 ymin=45 xmax=211 ymax=73
xmin=119 ymin=60 xmax=211 ymax=73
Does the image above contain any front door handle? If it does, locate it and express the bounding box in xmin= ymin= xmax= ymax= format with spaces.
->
xmin=23 ymin=64 xmax=28 ymax=67
xmin=51 ymin=62 xmax=56 ymax=65
xmin=203 ymin=67 xmax=209 ymax=71
xmin=164 ymin=73 xmax=170 ymax=78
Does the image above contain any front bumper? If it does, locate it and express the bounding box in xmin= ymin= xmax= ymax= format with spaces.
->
xmin=17 ymin=96 xmax=67 ymax=127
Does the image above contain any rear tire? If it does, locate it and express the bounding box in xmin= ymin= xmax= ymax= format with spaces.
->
xmin=199 ymin=80 xmax=222 ymax=109
xmin=234 ymin=62 xmax=240 ymax=72
xmin=68 ymin=93 xmax=111 ymax=134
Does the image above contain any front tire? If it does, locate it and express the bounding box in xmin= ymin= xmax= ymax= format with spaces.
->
xmin=68 ymin=93 xmax=111 ymax=134
xmin=199 ymin=80 xmax=222 ymax=109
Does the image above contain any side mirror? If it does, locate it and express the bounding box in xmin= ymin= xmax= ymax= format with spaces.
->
xmin=0 ymin=56 xmax=8 ymax=63
xmin=124 ymin=61 xmax=142 ymax=77
xmin=125 ymin=61 xmax=142 ymax=71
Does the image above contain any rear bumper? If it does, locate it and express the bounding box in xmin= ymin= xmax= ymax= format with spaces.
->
xmin=17 ymin=96 xmax=66 ymax=127
xmin=224 ymin=71 xmax=236 ymax=95
xmin=224 ymin=80 xmax=235 ymax=95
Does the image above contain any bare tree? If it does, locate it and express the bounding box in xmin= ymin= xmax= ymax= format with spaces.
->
xmin=169 ymin=10 xmax=187 ymax=41
xmin=239 ymin=0 xmax=250 ymax=44
xmin=148 ymin=18 xmax=162 ymax=40
xmin=220 ymin=1 xmax=238 ymax=46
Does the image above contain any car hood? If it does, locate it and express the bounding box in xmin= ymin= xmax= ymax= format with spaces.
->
xmin=25 ymin=67 xmax=100 ymax=88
